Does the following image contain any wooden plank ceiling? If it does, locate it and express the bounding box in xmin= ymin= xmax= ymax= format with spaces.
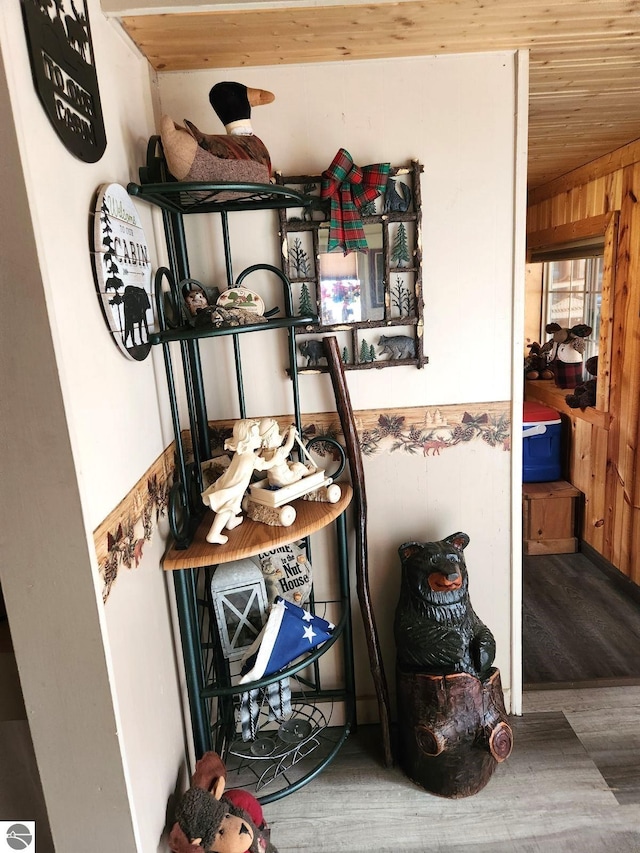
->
xmin=113 ymin=0 xmax=640 ymax=190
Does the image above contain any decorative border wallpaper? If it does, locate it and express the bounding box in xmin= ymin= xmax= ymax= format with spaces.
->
xmin=94 ymin=402 xmax=510 ymax=602
xmin=93 ymin=447 xmax=173 ymax=603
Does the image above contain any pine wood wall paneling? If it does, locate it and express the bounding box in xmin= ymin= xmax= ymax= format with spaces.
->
xmin=570 ymin=186 xmax=583 ymax=223
xmin=568 ymin=418 xmax=591 ymax=495
xmin=602 ymin=213 xmax=627 ymax=568
xmin=596 ymin=212 xmax=619 ymax=411
xmin=527 ymin=139 xmax=640 ymax=207
xmin=551 ymin=193 xmax=567 ymax=227
xmin=568 ymin=418 xmax=608 ymax=554
xmin=600 ymin=163 xmax=639 ymax=574
xmin=585 ymin=424 xmax=609 ymax=554
xmin=608 ymin=171 xmax=624 ymax=214
xmin=564 ymin=416 xmax=607 ymax=553
xmin=618 ymin=163 xmax=640 ymax=583
xmin=585 ymin=179 xmax=599 ymax=217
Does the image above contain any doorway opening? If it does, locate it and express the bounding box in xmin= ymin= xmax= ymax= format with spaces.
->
xmin=522 ymin=233 xmax=640 ymax=689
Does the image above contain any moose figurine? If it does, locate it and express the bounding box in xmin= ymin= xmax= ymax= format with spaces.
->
xmin=541 ymin=322 xmax=592 ymax=389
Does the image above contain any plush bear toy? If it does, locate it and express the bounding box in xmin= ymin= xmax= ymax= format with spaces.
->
xmin=161 ymin=81 xmax=274 ymax=185
xmin=169 ymin=752 xmax=277 ymax=853
xmin=565 ymin=355 xmax=598 ymax=409
xmin=541 ymin=322 xmax=592 ymax=389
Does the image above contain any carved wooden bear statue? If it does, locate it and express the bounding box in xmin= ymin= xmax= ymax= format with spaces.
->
xmin=394 ymin=532 xmax=513 ymax=798
xmin=394 ymin=531 xmax=495 ymax=677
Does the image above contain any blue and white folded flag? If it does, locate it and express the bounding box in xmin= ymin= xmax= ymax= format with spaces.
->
xmin=239 ymin=596 xmax=334 ymax=684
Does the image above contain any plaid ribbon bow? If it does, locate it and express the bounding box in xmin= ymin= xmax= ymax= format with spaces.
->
xmin=321 ymin=148 xmax=390 ymax=254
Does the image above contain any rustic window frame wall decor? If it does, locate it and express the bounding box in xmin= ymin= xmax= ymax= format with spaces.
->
xmin=275 ymin=161 xmax=427 ymax=371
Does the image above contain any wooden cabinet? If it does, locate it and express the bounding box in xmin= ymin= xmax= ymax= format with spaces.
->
xmin=128 ymin=145 xmax=356 ymax=802
xmin=522 ymin=480 xmax=581 ymax=555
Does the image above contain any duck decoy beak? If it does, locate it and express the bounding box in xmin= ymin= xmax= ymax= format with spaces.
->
xmin=247 ymin=87 xmax=275 ymax=107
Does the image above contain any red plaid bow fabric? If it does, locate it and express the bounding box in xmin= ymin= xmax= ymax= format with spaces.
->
xmin=321 ymin=148 xmax=390 ymax=254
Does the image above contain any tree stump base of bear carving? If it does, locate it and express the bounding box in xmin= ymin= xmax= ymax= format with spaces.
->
xmin=396 ymin=666 xmax=513 ymax=798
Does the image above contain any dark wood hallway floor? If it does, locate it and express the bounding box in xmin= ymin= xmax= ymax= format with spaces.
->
xmin=523 ymin=550 xmax=640 ymax=686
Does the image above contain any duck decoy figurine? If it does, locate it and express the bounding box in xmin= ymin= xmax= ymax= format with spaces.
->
xmin=160 ymin=81 xmax=275 ymax=184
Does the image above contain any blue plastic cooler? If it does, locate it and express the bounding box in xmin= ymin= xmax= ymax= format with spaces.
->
xmin=523 ymin=402 xmax=562 ymax=483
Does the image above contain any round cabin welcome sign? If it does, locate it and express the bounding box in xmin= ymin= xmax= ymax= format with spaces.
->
xmin=92 ymin=183 xmax=153 ymax=361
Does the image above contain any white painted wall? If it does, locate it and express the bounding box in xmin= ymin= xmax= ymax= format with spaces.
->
xmin=159 ymin=53 xmax=517 ymax=413
xmin=158 ymin=52 xmax=525 ymax=713
xmin=0 ymin=3 xmax=186 ymax=851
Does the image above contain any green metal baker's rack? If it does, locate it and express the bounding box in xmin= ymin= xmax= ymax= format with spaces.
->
xmin=127 ymin=140 xmax=356 ymax=802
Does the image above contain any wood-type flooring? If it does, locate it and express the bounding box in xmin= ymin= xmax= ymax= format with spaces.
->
xmin=267 ymin=688 xmax=640 ymax=852
xmin=523 ymin=551 xmax=640 ymax=685
xmin=3 ymin=554 xmax=640 ymax=852
xmin=268 ymin=553 xmax=640 ymax=852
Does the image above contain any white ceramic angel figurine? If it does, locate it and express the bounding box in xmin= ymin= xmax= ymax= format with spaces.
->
xmin=202 ymin=419 xmax=276 ymax=544
xmin=258 ymin=418 xmax=316 ymax=488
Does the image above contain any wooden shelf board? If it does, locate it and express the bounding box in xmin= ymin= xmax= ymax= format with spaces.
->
xmin=163 ymin=485 xmax=353 ymax=571
xmin=525 ymin=380 xmax=610 ymax=430
xmin=522 ymin=480 xmax=580 ymax=499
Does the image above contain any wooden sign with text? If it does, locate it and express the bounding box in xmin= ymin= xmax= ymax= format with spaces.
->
xmin=21 ymin=0 xmax=107 ymax=162
xmin=92 ymin=184 xmax=153 ymax=361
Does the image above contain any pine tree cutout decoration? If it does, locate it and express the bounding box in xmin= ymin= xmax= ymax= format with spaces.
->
xmin=289 ymin=237 xmax=311 ymax=278
xmin=99 ymin=196 xmax=125 ymax=335
xmin=299 ymin=282 xmax=314 ymax=316
xmin=391 ymin=275 xmax=415 ymax=317
xmin=359 ymin=338 xmax=371 ymax=363
xmin=342 ymin=346 xmax=349 ymax=364
xmin=368 ymin=343 xmax=377 ymax=362
xmin=391 ymin=223 xmax=410 ymax=268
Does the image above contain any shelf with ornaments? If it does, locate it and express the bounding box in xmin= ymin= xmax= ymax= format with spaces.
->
xmin=128 ymin=141 xmax=356 ymax=804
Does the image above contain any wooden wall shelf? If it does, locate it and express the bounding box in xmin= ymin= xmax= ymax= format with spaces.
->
xmin=525 ymin=381 xmax=610 ymax=430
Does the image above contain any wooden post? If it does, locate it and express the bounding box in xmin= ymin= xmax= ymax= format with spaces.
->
xmin=396 ymin=667 xmax=513 ymax=798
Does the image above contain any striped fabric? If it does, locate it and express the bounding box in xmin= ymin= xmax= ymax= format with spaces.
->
xmin=321 ymin=148 xmax=390 ymax=254
xmin=238 ymin=678 xmax=292 ymax=742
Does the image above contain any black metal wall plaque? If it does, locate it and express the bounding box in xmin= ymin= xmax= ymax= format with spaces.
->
xmin=21 ymin=0 xmax=107 ymax=163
